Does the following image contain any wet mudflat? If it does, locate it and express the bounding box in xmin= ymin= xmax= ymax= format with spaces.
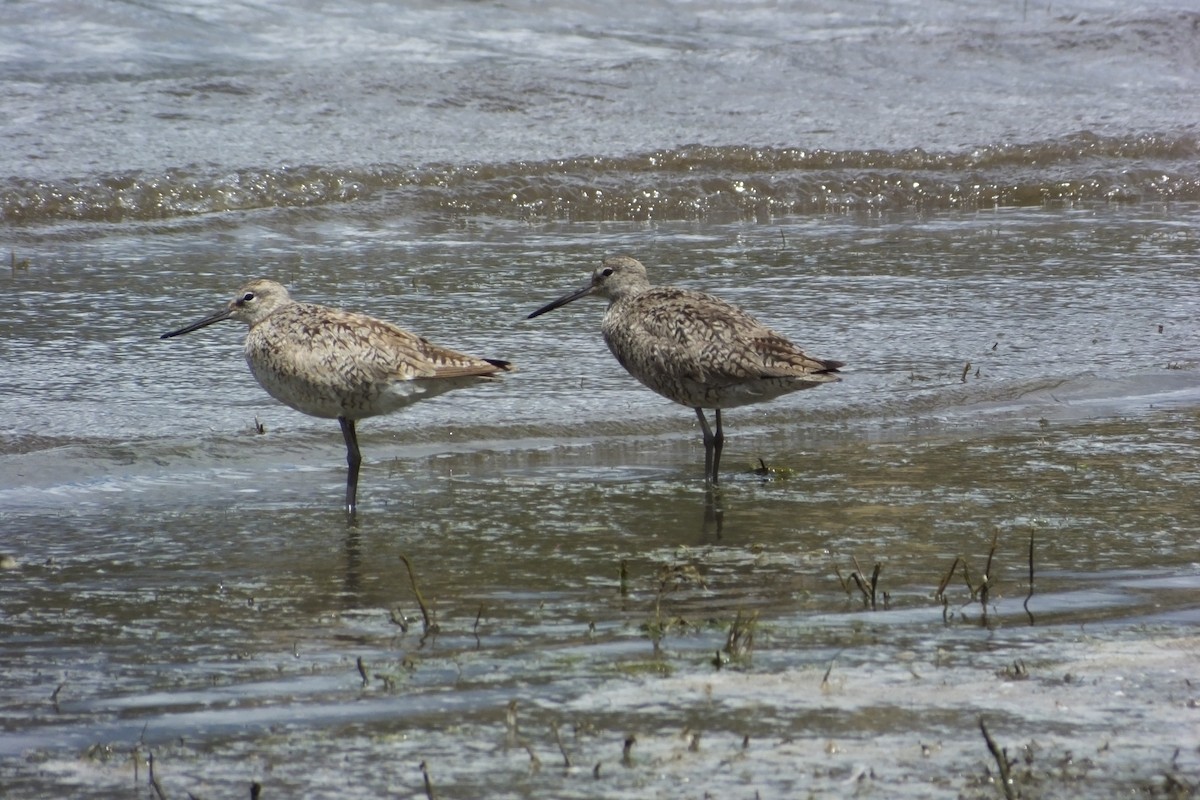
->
xmin=3 ymin=204 xmax=1200 ymax=797
xmin=4 ymin=2 xmax=1200 ymax=793
xmin=3 ymin=401 xmax=1197 ymax=798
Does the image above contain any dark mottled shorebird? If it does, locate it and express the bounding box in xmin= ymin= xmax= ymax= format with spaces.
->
xmin=162 ymin=279 xmax=512 ymax=512
xmin=527 ymin=255 xmax=841 ymax=484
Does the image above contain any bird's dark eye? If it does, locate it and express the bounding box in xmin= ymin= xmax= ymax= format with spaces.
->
xmin=600 ymin=268 xmax=614 ymax=277
xmin=242 ymin=292 xmax=255 ymax=302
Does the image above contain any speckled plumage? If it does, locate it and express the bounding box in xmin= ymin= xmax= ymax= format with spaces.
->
xmin=163 ymin=279 xmax=511 ymax=511
xmin=528 ymin=255 xmax=841 ymax=484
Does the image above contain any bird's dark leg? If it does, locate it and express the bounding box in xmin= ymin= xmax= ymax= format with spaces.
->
xmin=702 ymin=484 xmax=725 ymax=538
xmin=695 ymin=407 xmax=715 ymax=484
xmin=712 ymin=409 xmax=725 ymax=485
xmin=339 ymin=417 xmax=362 ymax=514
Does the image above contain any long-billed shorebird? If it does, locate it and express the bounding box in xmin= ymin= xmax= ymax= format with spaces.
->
xmin=162 ymin=279 xmax=512 ymax=512
xmin=527 ymin=255 xmax=841 ymax=484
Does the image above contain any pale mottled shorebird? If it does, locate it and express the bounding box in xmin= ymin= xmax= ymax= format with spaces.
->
xmin=162 ymin=279 xmax=512 ymax=512
xmin=527 ymin=255 xmax=842 ymax=484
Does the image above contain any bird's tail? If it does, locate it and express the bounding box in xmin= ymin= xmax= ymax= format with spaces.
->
xmin=817 ymin=358 xmax=844 ymax=373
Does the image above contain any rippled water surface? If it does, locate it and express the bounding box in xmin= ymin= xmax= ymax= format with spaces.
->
xmin=2 ymin=1 xmax=1199 ymax=797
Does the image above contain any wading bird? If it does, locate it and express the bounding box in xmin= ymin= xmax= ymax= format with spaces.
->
xmin=162 ymin=279 xmax=511 ymax=512
xmin=528 ymin=256 xmax=840 ymax=484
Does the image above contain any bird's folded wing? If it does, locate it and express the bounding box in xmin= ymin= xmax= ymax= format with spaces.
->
xmin=271 ymin=310 xmax=499 ymax=385
xmin=629 ymin=291 xmax=826 ymax=382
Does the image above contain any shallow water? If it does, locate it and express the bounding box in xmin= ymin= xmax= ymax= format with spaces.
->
xmin=3 ymin=407 xmax=1199 ymax=797
xmin=3 ymin=1 xmax=1200 ymax=797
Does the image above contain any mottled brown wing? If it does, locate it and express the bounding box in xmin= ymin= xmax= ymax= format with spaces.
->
xmin=743 ymin=328 xmax=843 ymax=377
xmin=621 ymin=288 xmax=830 ymax=383
xmin=407 ymin=334 xmax=513 ymax=379
xmin=276 ymin=305 xmax=506 ymax=386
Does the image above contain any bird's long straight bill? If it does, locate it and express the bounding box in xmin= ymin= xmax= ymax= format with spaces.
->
xmin=160 ymin=307 xmax=233 ymax=339
xmin=526 ymin=284 xmax=594 ymax=319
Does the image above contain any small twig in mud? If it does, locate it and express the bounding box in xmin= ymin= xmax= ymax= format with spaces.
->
xmin=849 ymin=572 xmax=871 ymax=605
xmin=849 ymin=555 xmax=870 ymax=604
xmin=936 ymin=557 xmax=962 ymax=601
xmin=505 ymin=699 xmax=520 ymax=747
xmin=398 ymin=554 xmax=438 ymax=635
xmin=148 ymin=752 xmax=168 ymax=800
xmin=1160 ymin=774 xmax=1196 ymax=796
xmin=847 ymin=558 xmax=882 ymax=609
xmin=832 ymin=562 xmax=851 ymax=596
xmin=960 ymin=559 xmax=977 ymax=598
xmin=523 ymin=742 xmax=542 ymax=771
xmin=619 ymin=558 xmax=629 ymax=596
xmin=979 ymin=717 xmax=1016 ymax=800
xmin=551 ymin=721 xmax=572 ymax=768
xmin=420 ymin=760 xmax=437 ymax=800
xmin=851 ymin=555 xmax=865 ymax=581
xmin=250 ymin=782 xmax=262 ymax=800
xmin=622 ymin=735 xmax=637 ymax=767
xmin=1023 ymin=526 xmax=1036 ymax=625
xmin=388 ymin=606 xmax=410 ymax=632
xmin=51 ymin=680 xmax=66 ymax=712
xmin=1027 ymin=527 xmax=1035 ymax=585
xmin=10 ymin=251 xmax=30 ymax=274
xmin=473 ymin=603 xmax=485 ymax=648
xmin=937 ymin=554 xmax=989 ymax=606
xmin=723 ymin=610 xmax=758 ymax=662
xmin=592 ymin=762 xmax=602 ymax=779
xmin=356 ymin=656 xmax=369 ymax=687
xmin=996 ymin=660 xmax=1029 ymax=680
xmin=132 ymin=724 xmax=149 ymax=784
xmin=961 ymin=361 xmax=972 ymax=382
xmin=821 ymin=657 xmax=837 ymax=692
xmin=980 ymin=530 xmax=999 ymax=610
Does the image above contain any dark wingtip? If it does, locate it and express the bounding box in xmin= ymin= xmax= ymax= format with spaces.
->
xmin=485 ymin=358 xmax=514 ymax=372
xmin=821 ymin=359 xmax=845 ymax=373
